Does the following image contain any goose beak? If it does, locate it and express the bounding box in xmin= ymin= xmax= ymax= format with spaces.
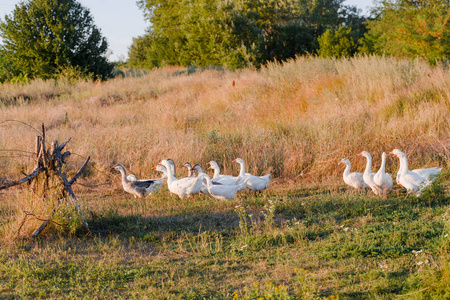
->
xmin=208 ymin=166 xmax=212 ymax=169
xmin=232 ymin=159 xmax=237 ymax=162
xmin=207 ymin=162 xmax=211 ymax=165
xmin=153 ymin=166 xmax=157 ymax=170
xmin=389 ymin=151 xmax=396 ymax=157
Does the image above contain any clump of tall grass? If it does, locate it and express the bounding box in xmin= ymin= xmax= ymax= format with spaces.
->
xmin=3 ymin=171 xmax=90 ymax=240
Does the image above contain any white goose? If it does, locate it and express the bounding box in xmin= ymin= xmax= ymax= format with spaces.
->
xmin=191 ymin=164 xmax=226 ymax=195
xmin=359 ymin=151 xmax=382 ymax=196
xmin=191 ymin=164 xmax=205 ymax=176
xmin=339 ymin=158 xmax=369 ymax=190
xmin=191 ymin=164 xmax=213 ymax=195
xmin=182 ymin=162 xmax=195 ymax=177
xmin=208 ymin=161 xmax=241 ymax=185
xmin=233 ymin=158 xmax=271 ymax=192
xmin=390 ymin=149 xmax=441 ymax=186
xmin=199 ymin=174 xmax=247 ymax=200
xmin=166 ymin=158 xmax=176 ymax=176
xmin=158 ymin=159 xmax=204 ymax=199
xmin=373 ymin=152 xmax=393 ymax=198
xmin=114 ymin=164 xmax=163 ymax=198
xmin=390 ymin=149 xmax=441 ymax=196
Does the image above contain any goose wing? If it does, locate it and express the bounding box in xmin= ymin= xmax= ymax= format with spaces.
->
xmin=132 ymin=180 xmax=157 ymax=189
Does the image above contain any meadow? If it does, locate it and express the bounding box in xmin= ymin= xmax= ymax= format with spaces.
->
xmin=0 ymin=56 xmax=449 ymax=298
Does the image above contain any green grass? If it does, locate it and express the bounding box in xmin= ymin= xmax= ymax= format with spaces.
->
xmin=1 ymin=179 xmax=449 ymax=299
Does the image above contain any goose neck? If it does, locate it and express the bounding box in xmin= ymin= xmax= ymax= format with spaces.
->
xmin=239 ymin=161 xmax=246 ymax=177
xmin=213 ymin=166 xmax=220 ymax=178
xmin=364 ymin=156 xmax=372 ymax=175
xmin=398 ymin=155 xmax=409 ymax=174
xmin=163 ymin=162 xmax=177 ymax=183
xmin=117 ymin=166 xmax=129 ymax=183
xmin=343 ymin=164 xmax=351 ymax=177
xmin=199 ymin=174 xmax=211 ymax=187
xmin=380 ymin=155 xmax=386 ymax=173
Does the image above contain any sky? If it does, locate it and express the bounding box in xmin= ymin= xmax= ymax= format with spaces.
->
xmin=0 ymin=0 xmax=374 ymax=62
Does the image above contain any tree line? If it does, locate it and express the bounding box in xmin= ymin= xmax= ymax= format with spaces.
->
xmin=0 ymin=0 xmax=448 ymax=83
xmin=128 ymin=0 xmax=367 ymax=69
xmin=129 ymin=0 xmax=448 ymax=69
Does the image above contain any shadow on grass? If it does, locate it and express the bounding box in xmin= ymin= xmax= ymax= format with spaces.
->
xmin=89 ymin=210 xmax=240 ymax=238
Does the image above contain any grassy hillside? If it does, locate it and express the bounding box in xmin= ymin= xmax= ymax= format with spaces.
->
xmin=1 ymin=56 xmax=449 ymax=299
xmin=1 ymin=56 xmax=448 ymax=182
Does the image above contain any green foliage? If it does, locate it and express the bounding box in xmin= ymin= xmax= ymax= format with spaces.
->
xmin=53 ymin=200 xmax=90 ymax=235
xmin=130 ymin=0 xmax=367 ymax=68
xmin=361 ymin=0 xmax=450 ymax=64
xmin=403 ymin=211 xmax=450 ymax=298
xmin=233 ymin=269 xmax=335 ymax=300
xmin=0 ymin=0 xmax=113 ymax=81
xmin=318 ymin=26 xmax=357 ymax=58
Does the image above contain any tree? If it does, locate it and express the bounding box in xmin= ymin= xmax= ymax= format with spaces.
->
xmin=318 ymin=26 xmax=357 ymax=58
xmin=131 ymin=0 xmax=366 ymax=68
xmin=360 ymin=0 xmax=449 ymax=63
xmin=0 ymin=0 xmax=113 ymax=81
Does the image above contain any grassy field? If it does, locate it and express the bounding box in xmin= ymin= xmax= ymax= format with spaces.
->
xmin=1 ymin=182 xmax=449 ymax=299
xmin=1 ymin=56 xmax=450 ymax=298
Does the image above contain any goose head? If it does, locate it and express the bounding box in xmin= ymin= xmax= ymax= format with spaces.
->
xmin=233 ymin=158 xmax=244 ymax=164
xmin=153 ymin=164 xmax=168 ymax=179
xmin=358 ymin=151 xmax=371 ymax=159
xmin=153 ymin=164 xmax=167 ymax=174
xmin=191 ymin=164 xmax=203 ymax=175
xmin=183 ymin=162 xmax=195 ymax=176
xmin=207 ymin=161 xmax=219 ymax=170
xmin=339 ymin=158 xmax=350 ymax=166
xmin=390 ymin=149 xmax=403 ymax=158
xmin=113 ymin=164 xmax=125 ymax=174
xmin=159 ymin=160 xmax=173 ymax=174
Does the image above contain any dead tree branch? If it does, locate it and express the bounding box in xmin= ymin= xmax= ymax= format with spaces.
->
xmin=2 ymin=123 xmax=91 ymax=238
xmin=0 ymin=167 xmax=44 ymax=191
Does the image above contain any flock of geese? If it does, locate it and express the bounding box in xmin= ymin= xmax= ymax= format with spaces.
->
xmin=114 ymin=158 xmax=272 ymax=200
xmin=340 ymin=149 xmax=442 ymax=197
xmin=114 ymin=149 xmax=442 ymax=200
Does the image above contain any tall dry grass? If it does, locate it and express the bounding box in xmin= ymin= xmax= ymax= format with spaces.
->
xmin=0 ymin=56 xmax=449 ymax=185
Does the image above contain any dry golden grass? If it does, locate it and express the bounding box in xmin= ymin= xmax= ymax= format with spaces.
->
xmin=1 ymin=56 xmax=449 ymax=185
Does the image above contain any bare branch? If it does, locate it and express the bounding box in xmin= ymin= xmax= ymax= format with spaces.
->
xmin=35 ymin=136 xmax=41 ymax=158
xmin=31 ymin=221 xmax=49 ymax=239
xmin=41 ymin=124 xmax=48 ymax=168
xmin=0 ymin=167 xmax=44 ymax=191
xmin=58 ymin=138 xmax=71 ymax=152
xmin=69 ymin=156 xmax=90 ymax=185
xmin=15 ymin=214 xmax=29 ymax=239
xmin=62 ymin=151 xmax=71 ymax=162
xmin=24 ymin=211 xmax=62 ymax=226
